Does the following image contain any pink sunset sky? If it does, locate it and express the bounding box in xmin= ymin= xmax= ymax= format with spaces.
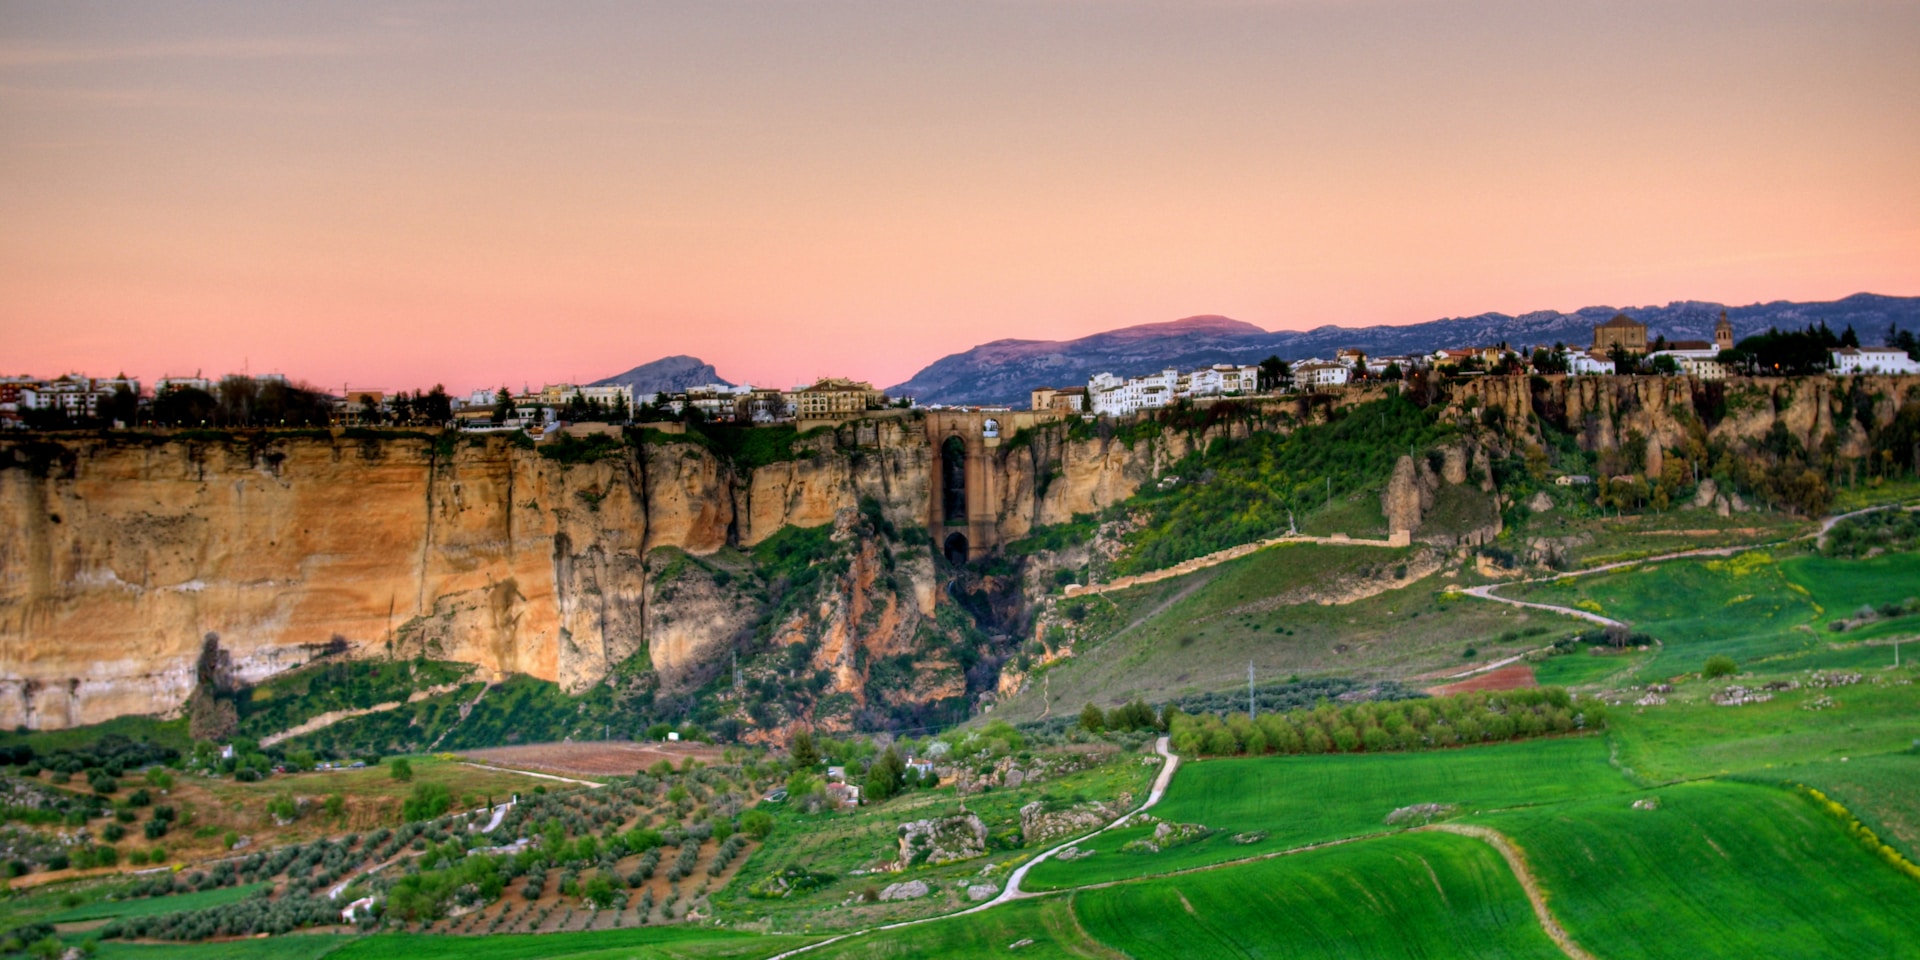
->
xmin=4 ymin=0 xmax=1918 ymax=394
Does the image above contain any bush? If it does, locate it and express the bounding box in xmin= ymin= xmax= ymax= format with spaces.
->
xmin=740 ymin=809 xmax=775 ymax=839
xmin=388 ymin=758 xmax=413 ymax=782
xmin=144 ymin=819 xmax=169 ymax=841
xmin=402 ymin=782 xmax=452 ymax=823
xmin=1703 ymin=655 xmax=1739 ymax=679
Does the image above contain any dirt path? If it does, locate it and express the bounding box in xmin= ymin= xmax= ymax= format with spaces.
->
xmin=258 ymin=683 xmax=463 ymax=748
xmin=1066 ymin=532 xmax=1406 ymax=599
xmin=1418 ymin=823 xmax=1596 ymax=960
xmin=459 ymin=761 xmax=604 ymax=788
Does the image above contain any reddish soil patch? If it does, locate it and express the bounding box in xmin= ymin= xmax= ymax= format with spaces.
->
xmin=1427 ymin=663 xmax=1538 ymax=696
xmin=461 ymin=740 xmax=724 ymax=778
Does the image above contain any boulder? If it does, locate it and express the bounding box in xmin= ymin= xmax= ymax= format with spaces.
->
xmin=1527 ymin=490 xmax=1554 ymax=513
xmin=879 ymin=880 xmax=930 ymax=901
xmin=966 ymin=883 xmax=998 ymax=902
xmin=898 ymin=813 xmax=988 ymax=866
xmin=1691 ymin=477 xmax=1718 ymax=509
xmin=1019 ymin=800 xmax=1115 ymax=845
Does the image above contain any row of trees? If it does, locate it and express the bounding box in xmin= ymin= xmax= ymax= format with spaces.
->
xmin=1167 ymin=688 xmax=1600 ymax=758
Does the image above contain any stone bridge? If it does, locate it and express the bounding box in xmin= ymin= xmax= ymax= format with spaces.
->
xmin=921 ymin=410 xmax=1056 ymax=565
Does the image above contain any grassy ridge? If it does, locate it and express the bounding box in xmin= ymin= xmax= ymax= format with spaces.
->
xmin=1073 ymin=831 xmax=1563 ymax=960
xmin=1478 ymin=780 xmax=1920 ymax=959
xmin=1024 ymin=736 xmax=1631 ymax=890
xmin=1004 ymin=542 xmax=1544 ymax=721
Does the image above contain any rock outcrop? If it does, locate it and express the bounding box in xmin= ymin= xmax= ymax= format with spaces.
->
xmin=897 ymin=813 xmax=988 ymax=866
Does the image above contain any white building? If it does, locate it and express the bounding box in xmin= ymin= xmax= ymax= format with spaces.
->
xmin=1565 ymin=350 xmax=1614 ymax=376
xmin=20 ymin=373 xmax=140 ymax=418
xmin=1292 ymin=361 xmax=1350 ymax=388
xmin=1831 ymin=347 xmax=1920 ymax=375
xmin=1084 ymin=363 xmax=1258 ymax=417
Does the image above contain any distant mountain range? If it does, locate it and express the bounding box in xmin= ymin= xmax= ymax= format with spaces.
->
xmin=592 ymin=355 xmax=730 ymax=396
xmin=887 ymin=293 xmax=1920 ymax=407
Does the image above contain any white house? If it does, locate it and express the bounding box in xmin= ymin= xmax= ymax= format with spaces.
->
xmin=1565 ymin=350 xmax=1614 ymax=376
xmin=1831 ymin=347 xmax=1920 ymax=375
xmin=1292 ymin=360 xmax=1350 ymax=388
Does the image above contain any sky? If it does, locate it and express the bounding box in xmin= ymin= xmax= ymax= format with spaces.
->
xmin=3 ymin=1 xmax=1918 ymax=394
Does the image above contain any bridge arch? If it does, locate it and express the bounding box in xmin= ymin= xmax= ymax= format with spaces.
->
xmin=944 ymin=532 xmax=970 ymax=566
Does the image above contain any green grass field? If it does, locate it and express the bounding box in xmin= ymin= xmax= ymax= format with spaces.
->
xmin=1072 ymin=831 xmax=1562 ymax=960
xmin=1760 ymin=751 xmax=1920 ymax=861
xmin=1024 ymin=736 xmax=1632 ymax=890
xmin=821 ymin=831 xmax=1562 ymax=960
xmin=48 ymin=882 xmax=272 ymax=922
xmin=1475 ymin=780 xmax=1920 ymax=959
xmin=1607 ymin=671 xmax=1920 ymax=782
xmin=1510 ymin=548 xmax=1920 ymax=677
xmin=803 ymin=897 xmax=1118 ymax=960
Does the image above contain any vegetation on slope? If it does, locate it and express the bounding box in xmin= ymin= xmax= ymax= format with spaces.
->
xmin=1114 ymin=395 xmax=1451 ymax=573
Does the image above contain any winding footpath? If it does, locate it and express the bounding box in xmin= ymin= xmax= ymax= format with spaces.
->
xmin=764 ymin=737 xmax=1179 ymax=960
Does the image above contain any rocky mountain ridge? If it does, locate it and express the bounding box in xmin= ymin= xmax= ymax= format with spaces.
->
xmin=889 ymin=294 xmax=1920 ymax=405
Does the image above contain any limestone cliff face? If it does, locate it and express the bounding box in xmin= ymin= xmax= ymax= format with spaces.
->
xmin=1449 ymin=374 xmax=1920 ymax=472
xmin=0 ymin=427 xmax=945 ymax=730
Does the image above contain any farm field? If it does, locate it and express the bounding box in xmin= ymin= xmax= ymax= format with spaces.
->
xmin=802 ymin=897 xmax=1119 ymax=960
xmin=1071 ymin=830 xmax=1563 ymax=960
xmin=1507 ymin=547 xmax=1920 ymax=678
xmin=461 ymin=741 xmax=726 ymax=779
xmin=1760 ymin=751 xmax=1920 ymax=861
xmin=1607 ymin=670 xmax=1920 ymax=782
xmin=1023 ymin=735 xmax=1631 ymax=890
xmin=48 ymin=882 xmax=272 ymax=922
xmin=1472 ymin=779 xmax=1920 ymax=959
xmin=821 ymin=831 xmax=1563 ymax=960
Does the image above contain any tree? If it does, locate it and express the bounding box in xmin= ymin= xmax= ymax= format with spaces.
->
xmin=1607 ymin=342 xmax=1633 ymax=372
xmin=865 ymin=747 xmax=906 ymax=802
xmin=1702 ymin=655 xmax=1739 ymax=679
xmin=1531 ymin=347 xmax=1569 ymax=375
xmin=1079 ymin=702 xmax=1106 ymax=733
xmin=1381 ymin=361 xmax=1403 ymax=381
xmin=1839 ymin=324 xmax=1860 ymax=348
xmin=402 ymin=782 xmax=452 ymax=822
xmin=788 ymin=729 xmax=820 ymax=769
xmin=1257 ymin=356 xmax=1291 ymax=392
xmin=1648 ymin=354 xmax=1680 ymax=376
xmin=492 ymin=388 xmax=516 ymax=425
xmin=388 ymin=758 xmax=413 ymax=782
xmin=741 ymin=809 xmax=776 ymax=839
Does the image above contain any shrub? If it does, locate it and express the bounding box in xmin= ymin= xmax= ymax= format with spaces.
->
xmin=1703 ymin=655 xmax=1739 ymax=679
xmin=389 ymin=758 xmax=413 ymax=782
